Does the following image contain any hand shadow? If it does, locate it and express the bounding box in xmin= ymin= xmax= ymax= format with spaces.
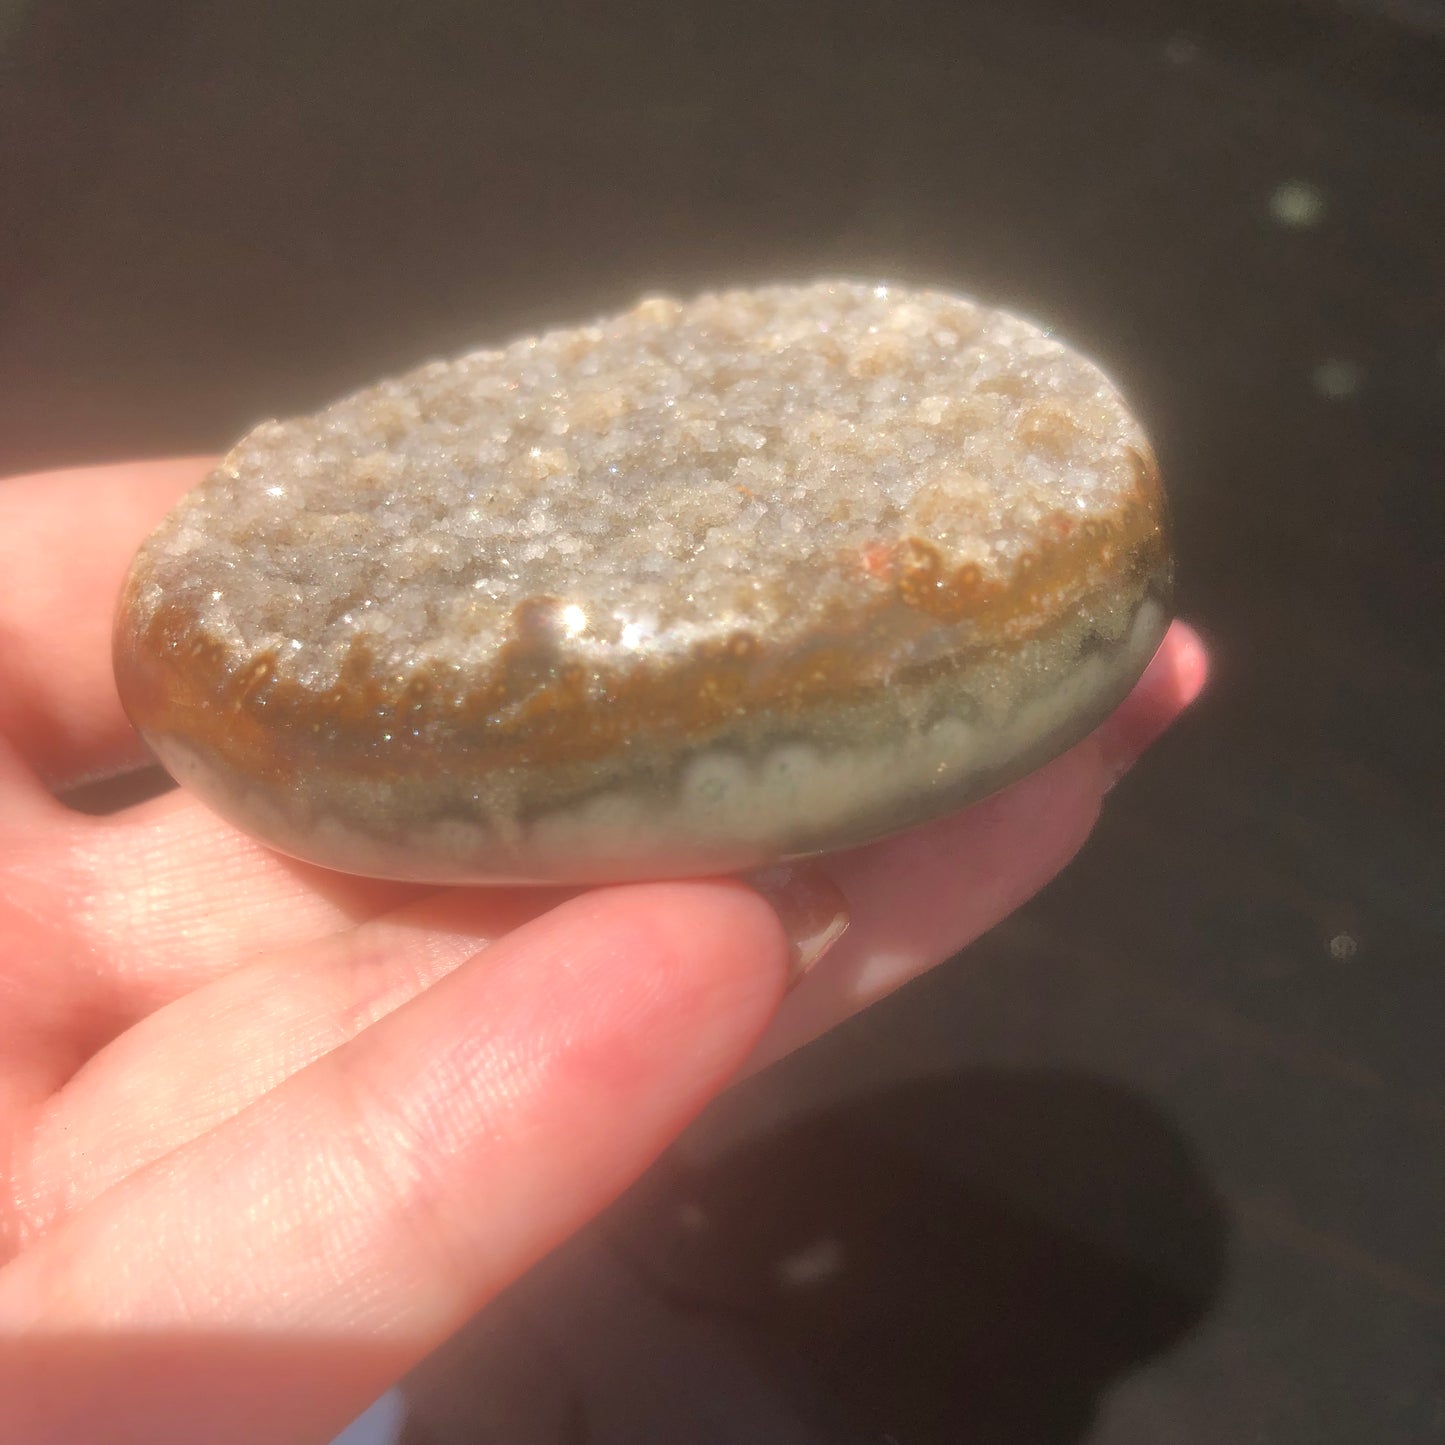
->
xmin=402 ymin=1069 xmax=1228 ymax=1445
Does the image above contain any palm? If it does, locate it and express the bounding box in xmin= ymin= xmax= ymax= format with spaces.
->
xmin=0 ymin=460 xmax=1204 ymax=1445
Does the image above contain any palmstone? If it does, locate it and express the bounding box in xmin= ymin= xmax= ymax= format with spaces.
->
xmin=113 ymin=281 xmax=1172 ymax=883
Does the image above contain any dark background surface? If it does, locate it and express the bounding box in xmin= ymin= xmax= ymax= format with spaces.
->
xmin=4 ymin=1 xmax=1443 ymax=1441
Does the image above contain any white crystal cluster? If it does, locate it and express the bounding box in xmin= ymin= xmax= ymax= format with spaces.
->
xmin=131 ymin=281 xmax=1147 ymax=691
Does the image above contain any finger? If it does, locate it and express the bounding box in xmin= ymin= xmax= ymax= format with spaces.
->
xmin=0 ymin=458 xmax=213 ymax=789
xmin=746 ymin=620 xmax=1209 ymax=1068
xmin=18 ymin=887 xmax=571 ymax=1233
xmin=0 ymin=883 xmax=787 ymax=1445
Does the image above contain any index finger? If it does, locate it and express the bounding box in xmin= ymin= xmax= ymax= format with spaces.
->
xmin=0 ymin=459 xmax=213 ymax=789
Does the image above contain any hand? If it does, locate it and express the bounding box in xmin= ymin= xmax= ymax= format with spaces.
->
xmin=0 ymin=460 xmax=1206 ymax=1444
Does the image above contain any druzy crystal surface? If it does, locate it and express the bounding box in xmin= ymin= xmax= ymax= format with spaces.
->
xmin=114 ymin=281 xmax=1172 ymax=882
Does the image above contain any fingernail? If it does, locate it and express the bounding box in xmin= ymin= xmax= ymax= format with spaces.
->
xmin=742 ymin=862 xmax=851 ymax=987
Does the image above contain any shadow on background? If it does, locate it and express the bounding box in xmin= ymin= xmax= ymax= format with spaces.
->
xmin=403 ymin=1070 xmax=1227 ymax=1445
xmin=615 ymin=1071 xmax=1228 ymax=1445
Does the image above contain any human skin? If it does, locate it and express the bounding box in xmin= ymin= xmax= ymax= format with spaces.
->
xmin=0 ymin=459 xmax=1207 ymax=1445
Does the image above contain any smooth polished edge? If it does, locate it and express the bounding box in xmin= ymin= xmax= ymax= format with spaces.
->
xmin=139 ymin=597 xmax=1169 ymax=884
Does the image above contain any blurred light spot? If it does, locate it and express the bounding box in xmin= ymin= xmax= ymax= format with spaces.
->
xmin=776 ymin=1236 xmax=846 ymax=1290
xmin=1163 ymin=34 xmax=1201 ymax=64
xmin=1329 ymin=932 xmax=1358 ymax=961
xmin=1269 ymin=179 xmax=1327 ymax=228
xmin=560 ymin=603 xmax=588 ymax=637
xmin=620 ymin=617 xmax=656 ymax=650
xmin=674 ymin=1200 xmax=709 ymax=1234
xmin=1311 ymin=360 xmax=1364 ymax=399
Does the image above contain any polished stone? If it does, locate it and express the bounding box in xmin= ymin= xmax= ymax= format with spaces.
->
xmin=113 ymin=281 xmax=1171 ymax=882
